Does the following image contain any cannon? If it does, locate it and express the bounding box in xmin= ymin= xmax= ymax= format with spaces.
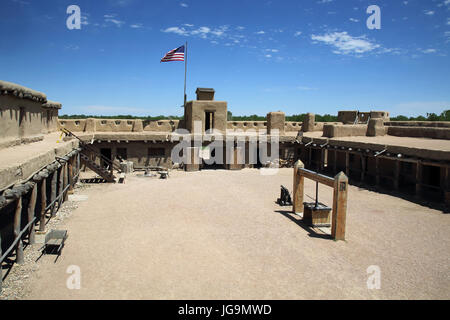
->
xmin=277 ymin=185 xmax=292 ymax=206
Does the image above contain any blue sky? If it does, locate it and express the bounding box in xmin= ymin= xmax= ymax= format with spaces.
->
xmin=1 ymin=0 xmax=449 ymax=117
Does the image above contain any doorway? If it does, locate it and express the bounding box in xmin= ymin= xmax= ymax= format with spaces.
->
xmin=100 ymin=148 xmax=112 ymax=169
xmin=205 ymin=111 xmax=214 ymax=132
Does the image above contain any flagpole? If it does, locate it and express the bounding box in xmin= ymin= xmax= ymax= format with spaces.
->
xmin=184 ymin=41 xmax=188 ymax=108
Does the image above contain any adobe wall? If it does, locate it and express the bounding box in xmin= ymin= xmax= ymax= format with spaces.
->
xmin=322 ymin=124 xmax=368 ymax=138
xmin=385 ymin=121 xmax=450 ymax=128
xmin=0 ymin=81 xmax=60 ymax=149
xmin=227 ymin=121 xmax=267 ymax=132
xmin=387 ymin=126 xmax=450 ymax=140
xmin=184 ymin=100 xmax=227 ymax=133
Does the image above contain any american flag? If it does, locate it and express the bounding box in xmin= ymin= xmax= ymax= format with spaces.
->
xmin=160 ymin=45 xmax=185 ymax=62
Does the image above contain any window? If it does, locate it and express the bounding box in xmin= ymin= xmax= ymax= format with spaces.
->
xmin=148 ymin=148 xmax=165 ymax=157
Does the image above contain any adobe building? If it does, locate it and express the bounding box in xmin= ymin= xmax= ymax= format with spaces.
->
xmin=0 ymin=80 xmax=450 ymax=291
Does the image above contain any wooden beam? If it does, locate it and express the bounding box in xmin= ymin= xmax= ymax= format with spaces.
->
xmin=331 ymin=172 xmax=348 ymax=241
xmin=50 ymin=171 xmax=57 ymax=209
xmin=298 ymin=168 xmax=335 ymax=188
xmin=63 ymin=163 xmax=69 ymax=201
xmin=57 ymin=165 xmax=64 ymax=213
xmin=293 ymin=160 xmax=305 ymax=214
xmin=27 ymin=183 xmax=37 ymax=245
xmin=14 ymin=196 xmax=24 ymax=264
xmin=39 ymin=178 xmax=47 ymax=232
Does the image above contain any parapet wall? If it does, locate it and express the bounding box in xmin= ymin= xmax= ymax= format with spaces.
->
xmin=0 ymin=80 xmax=61 ymax=149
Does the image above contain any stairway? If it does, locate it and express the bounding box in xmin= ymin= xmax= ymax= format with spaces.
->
xmin=79 ymin=152 xmax=116 ymax=182
xmin=60 ymin=128 xmax=123 ymax=183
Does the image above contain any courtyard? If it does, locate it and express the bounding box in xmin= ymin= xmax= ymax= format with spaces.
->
xmin=19 ymin=168 xmax=450 ymax=300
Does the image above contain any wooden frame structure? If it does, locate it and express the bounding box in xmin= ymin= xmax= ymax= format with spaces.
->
xmin=293 ymin=160 xmax=348 ymax=241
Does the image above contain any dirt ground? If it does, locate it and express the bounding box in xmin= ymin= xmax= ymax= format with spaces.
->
xmin=15 ymin=168 xmax=450 ymax=300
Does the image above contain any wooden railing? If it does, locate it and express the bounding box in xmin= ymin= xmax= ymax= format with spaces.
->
xmin=0 ymin=148 xmax=81 ymax=292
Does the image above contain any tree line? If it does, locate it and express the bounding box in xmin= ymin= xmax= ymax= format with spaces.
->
xmin=59 ymin=110 xmax=449 ymax=122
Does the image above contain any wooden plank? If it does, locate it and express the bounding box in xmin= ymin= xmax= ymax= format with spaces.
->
xmin=293 ymin=161 xmax=305 ymax=213
xmin=68 ymin=158 xmax=74 ymax=193
xmin=375 ymin=157 xmax=380 ymax=186
xmin=63 ymin=163 xmax=68 ymax=201
xmin=39 ymin=178 xmax=47 ymax=232
xmin=14 ymin=196 xmax=24 ymax=264
xmin=27 ymin=183 xmax=37 ymax=245
xmin=298 ymin=168 xmax=334 ymax=188
xmin=57 ymin=165 xmax=64 ymax=213
xmin=331 ymin=172 xmax=348 ymax=241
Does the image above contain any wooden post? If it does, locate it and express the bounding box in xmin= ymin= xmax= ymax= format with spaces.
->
xmin=375 ymin=157 xmax=380 ymax=186
xmin=394 ymin=160 xmax=400 ymax=191
xmin=361 ymin=155 xmax=366 ymax=182
xmin=27 ymin=183 xmax=37 ymax=244
xmin=320 ymin=148 xmax=325 ymax=172
xmin=39 ymin=178 xmax=47 ymax=232
xmin=332 ymin=172 xmax=348 ymax=241
xmin=63 ymin=163 xmax=69 ymax=201
xmin=308 ymin=147 xmax=312 ymax=168
xmin=416 ymin=161 xmax=422 ymax=197
xmin=57 ymin=165 xmax=64 ymax=213
xmin=68 ymin=158 xmax=74 ymax=194
xmin=333 ymin=150 xmax=337 ymax=174
xmin=50 ymin=171 xmax=57 ymax=208
xmin=293 ymin=160 xmax=305 ymax=214
xmin=14 ymin=196 xmax=24 ymax=264
xmin=345 ymin=152 xmax=350 ymax=177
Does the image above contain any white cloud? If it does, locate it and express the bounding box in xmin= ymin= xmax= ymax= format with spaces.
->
xmin=265 ymin=49 xmax=279 ymax=52
xmin=311 ymin=31 xmax=380 ymax=55
xmin=130 ymin=23 xmax=143 ymax=29
xmin=265 ymin=54 xmax=272 ymax=58
xmin=421 ymin=48 xmax=437 ymax=53
xmin=294 ymin=31 xmax=302 ymax=37
xmin=162 ymin=26 xmax=188 ymax=36
xmin=180 ymin=3 xmax=188 ymax=7
xmin=349 ymin=18 xmax=359 ymax=22
xmin=105 ymin=18 xmax=125 ymax=27
xmin=423 ymin=10 xmax=435 ymax=15
xmin=162 ymin=25 xmax=228 ymax=39
xmin=297 ymin=86 xmax=317 ymax=91
xmin=437 ymin=0 xmax=450 ymax=7
xmin=317 ymin=0 xmax=333 ymax=3
xmin=256 ymin=30 xmax=265 ymax=34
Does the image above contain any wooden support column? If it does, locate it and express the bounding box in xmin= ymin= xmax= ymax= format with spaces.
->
xmin=68 ymin=158 xmax=74 ymax=194
xmin=14 ymin=196 xmax=24 ymax=264
xmin=360 ymin=155 xmax=366 ymax=182
xmin=333 ymin=150 xmax=337 ymax=174
xmin=320 ymin=148 xmax=325 ymax=172
xmin=375 ymin=157 xmax=380 ymax=186
xmin=50 ymin=171 xmax=57 ymax=208
xmin=332 ymin=172 xmax=348 ymax=241
xmin=57 ymin=165 xmax=64 ymax=212
xmin=308 ymin=147 xmax=312 ymax=168
xmin=63 ymin=163 xmax=69 ymax=201
xmin=416 ymin=161 xmax=422 ymax=197
xmin=394 ymin=160 xmax=400 ymax=191
xmin=27 ymin=183 xmax=37 ymax=244
xmin=39 ymin=178 xmax=47 ymax=232
xmin=345 ymin=151 xmax=350 ymax=177
xmin=293 ymin=160 xmax=305 ymax=214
